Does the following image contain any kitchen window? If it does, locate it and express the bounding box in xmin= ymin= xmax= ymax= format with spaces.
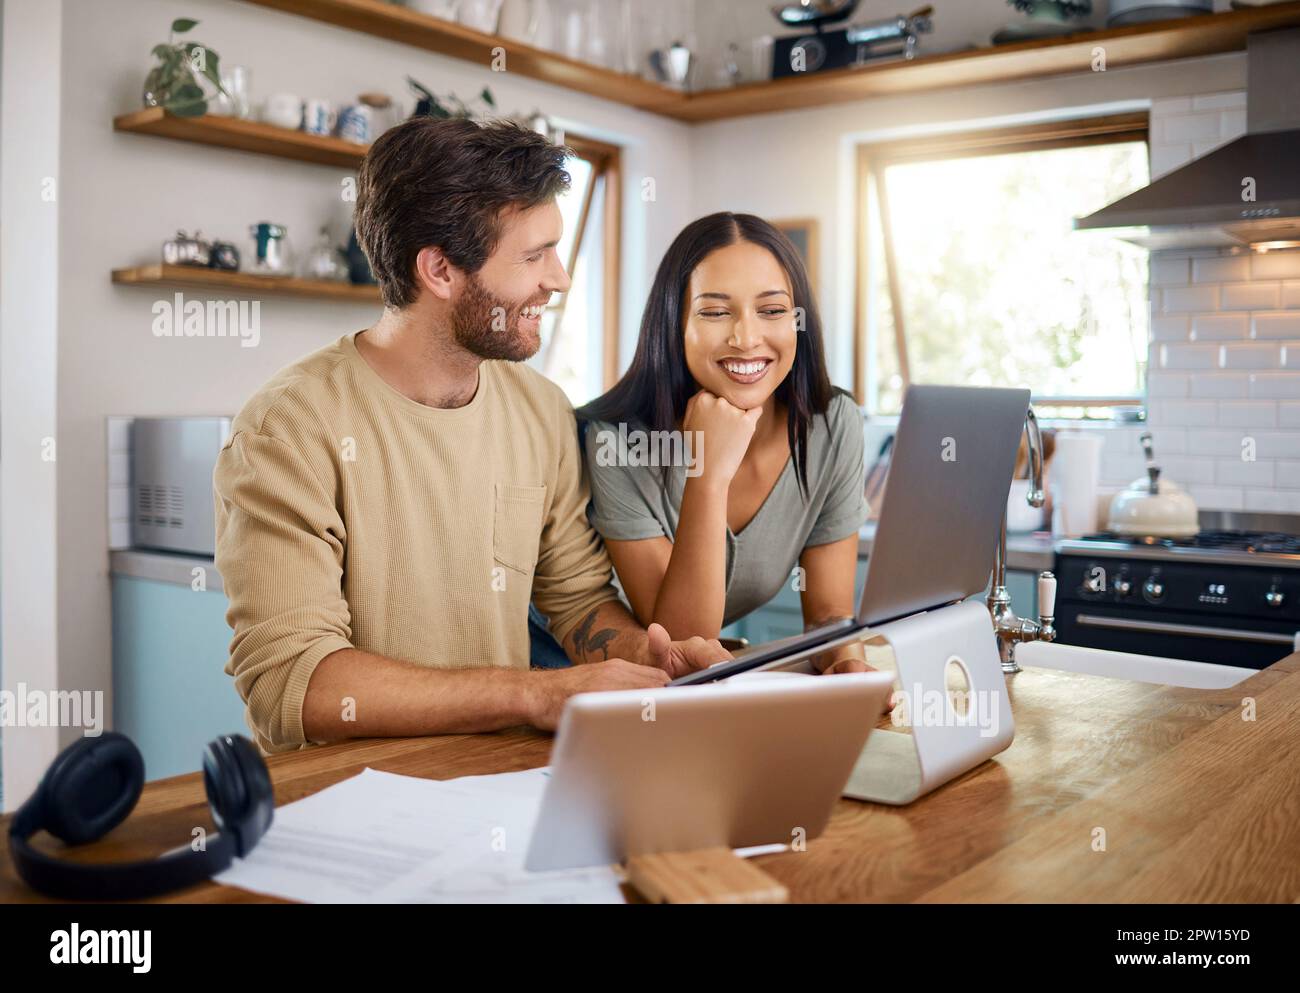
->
xmin=526 ymin=132 xmax=622 ymax=407
xmin=855 ymin=113 xmax=1151 ymax=419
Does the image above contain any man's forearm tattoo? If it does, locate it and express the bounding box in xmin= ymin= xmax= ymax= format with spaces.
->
xmin=570 ymin=606 xmax=618 ymax=662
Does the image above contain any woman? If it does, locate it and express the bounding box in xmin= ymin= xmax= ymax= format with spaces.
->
xmin=578 ymin=212 xmax=871 ymax=674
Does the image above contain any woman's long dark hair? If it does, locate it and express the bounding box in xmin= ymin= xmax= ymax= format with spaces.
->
xmin=577 ymin=212 xmax=834 ymax=495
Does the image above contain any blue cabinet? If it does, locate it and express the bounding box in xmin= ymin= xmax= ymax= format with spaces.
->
xmin=111 ymin=576 xmax=246 ymax=780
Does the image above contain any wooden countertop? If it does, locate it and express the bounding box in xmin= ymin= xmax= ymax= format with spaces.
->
xmin=4 ymin=650 xmax=1299 ymax=904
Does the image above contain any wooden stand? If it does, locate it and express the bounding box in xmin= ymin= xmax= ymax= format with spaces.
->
xmin=625 ymin=848 xmax=789 ymax=904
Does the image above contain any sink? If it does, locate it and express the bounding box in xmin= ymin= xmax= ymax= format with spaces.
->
xmin=1016 ymin=641 xmax=1257 ymax=689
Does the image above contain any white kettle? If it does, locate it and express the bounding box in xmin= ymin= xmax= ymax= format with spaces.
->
xmin=1107 ymin=432 xmax=1198 ymax=538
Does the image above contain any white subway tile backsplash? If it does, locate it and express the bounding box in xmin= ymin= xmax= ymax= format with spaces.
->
xmin=108 ymin=451 xmax=130 ymax=486
xmin=1189 ymin=372 xmax=1249 ymax=397
xmin=1253 ymin=313 xmax=1300 ymax=339
xmin=1218 ymin=401 xmax=1277 ymax=428
xmin=1249 ymin=373 xmax=1300 ymax=399
xmin=1193 ymin=429 xmax=1255 ymax=456
xmin=1146 ymin=371 xmax=1189 ymax=397
xmin=1220 ymin=282 xmax=1281 ymax=311
xmin=1252 ymin=431 xmax=1300 ymax=458
xmin=1191 ymin=91 xmax=1246 ymax=112
xmin=1251 ymin=251 xmax=1300 ymax=281
xmin=1148 ymin=427 xmax=1187 ymax=454
xmin=1161 ymin=113 xmax=1222 ymax=143
xmin=1187 ymin=485 xmax=1245 ymax=510
xmin=1161 ymin=456 xmax=1216 ymax=484
xmin=1276 ymin=461 xmax=1300 ymax=489
xmin=107 ymin=416 xmax=132 ymax=453
xmin=1159 ymin=343 xmax=1218 ymax=369
xmin=1138 ymin=104 xmax=1296 ymax=511
xmin=1190 ymin=313 xmax=1248 ymax=340
xmin=1149 ymin=143 xmax=1192 ymax=178
xmin=108 ymin=484 xmax=131 ymax=519
xmin=1150 ymin=316 xmax=1190 ymax=342
xmin=1221 ymin=343 xmax=1282 ymax=369
xmin=1147 ymin=399 xmax=1218 ymax=427
xmin=1152 ymin=96 xmax=1193 ymax=115
xmin=1215 ymin=458 xmax=1274 ymax=487
xmin=1192 ymin=255 xmax=1251 ymax=283
xmin=1150 ymin=256 xmax=1190 ymax=287
xmin=1163 ymin=285 xmax=1218 ymax=313
xmin=1191 ymin=138 xmax=1232 ymax=160
xmin=1219 ymin=109 xmax=1247 ymax=139
xmin=109 ymin=520 xmax=132 ymax=551
xmin=1244 ymin=490 xmax=1300 ymax=514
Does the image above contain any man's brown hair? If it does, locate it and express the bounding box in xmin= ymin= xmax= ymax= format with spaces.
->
xmin=355 ymin=117 xmax=571 ymax=309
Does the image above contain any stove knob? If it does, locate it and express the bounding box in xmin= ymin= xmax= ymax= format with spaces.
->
xmin=1265 ymin=588 xmax=1285 ymax=609
xmin=1114 ymin=576 xmax=1133 ymax=597
xmin=1143 ymin=578 xmax=1165 ymax=602
xmin=1083 ymin=571 xmax=1106 ymax=594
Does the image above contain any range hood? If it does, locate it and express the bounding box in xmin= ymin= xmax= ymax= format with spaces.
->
xmin=1076 ymin=28 xmax=1300 ymax=250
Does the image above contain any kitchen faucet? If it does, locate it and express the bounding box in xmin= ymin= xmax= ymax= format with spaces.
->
xmin=987 ymin=406 xmax=1057 ymax=674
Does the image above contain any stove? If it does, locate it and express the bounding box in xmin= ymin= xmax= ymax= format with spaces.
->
xmin=1052 ymin=514 xmax=1300 ymax=670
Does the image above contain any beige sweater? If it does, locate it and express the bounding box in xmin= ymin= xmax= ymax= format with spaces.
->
xmin=214 ymin=332 xmax=620 ymax=753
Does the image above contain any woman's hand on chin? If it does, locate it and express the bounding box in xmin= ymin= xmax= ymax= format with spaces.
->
xmin=682 ymin=390 xmax=762 ymax=489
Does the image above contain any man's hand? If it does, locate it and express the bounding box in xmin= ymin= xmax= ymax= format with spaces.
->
xmin=816 ymin=654 xmax=872 ymax=675
xmin=527 ymin=660 xmax=670 ymax=732
xmin=644 ymin=622 xmax=731 ymax=680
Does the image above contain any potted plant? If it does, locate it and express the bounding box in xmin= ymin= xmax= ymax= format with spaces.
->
xmin=407 ymin=77 xmax=497 ymax=119
xmin=142 ymin=18 xmax=228 ymax=117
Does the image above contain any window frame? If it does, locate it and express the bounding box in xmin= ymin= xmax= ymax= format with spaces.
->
xmin=544 ymin=131 xmax=623 ymax=394
xmin=853 ymin=112 xmax=1151 ymax=413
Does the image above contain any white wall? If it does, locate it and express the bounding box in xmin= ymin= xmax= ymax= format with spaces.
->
xmin=1 ymin=0 xmax=62 ymax=805
xmin=2 ymin=0 xmax=697 ymax=806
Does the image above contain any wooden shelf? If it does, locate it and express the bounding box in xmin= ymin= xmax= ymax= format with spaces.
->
xmin=678 ymin=2 xmax=1300 ymax=122
xmin=114 ymin=107 xmax=368 ymax=167
xmin=236 ymin=0 xmax=1300 ymax=123
xmin=111 ymin=263 xmax=380 ymax=302
xmin=239 ymin=0 xmax=685 ymax=115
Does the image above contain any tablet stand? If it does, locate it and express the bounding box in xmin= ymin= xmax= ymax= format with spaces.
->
xmin=846 ymin=600 xmax=1014 ymax=803
xmin=774 ymin=599 xmax=1015 ymax=805
xmin=626 ymin=849 xmax=789 ymax=904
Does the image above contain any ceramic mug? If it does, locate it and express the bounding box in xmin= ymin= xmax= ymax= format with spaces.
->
xmin=336 ymin=103 xmax=372 ymax=144
xmin=303 ymin=98 xmax=336 ymax=136
xmin=263 ymin=92 xmax=303 ymax=130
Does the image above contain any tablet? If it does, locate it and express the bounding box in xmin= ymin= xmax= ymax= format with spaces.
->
xmin=523 ymin=671 xmax=895 ymax=872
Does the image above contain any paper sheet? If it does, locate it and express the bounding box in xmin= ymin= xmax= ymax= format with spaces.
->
xmin=215 ymin=767 xmax=624 ymax=904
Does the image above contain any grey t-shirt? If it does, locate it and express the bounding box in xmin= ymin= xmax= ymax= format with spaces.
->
xmin=582 ymin=392 xmax=869 ymax=627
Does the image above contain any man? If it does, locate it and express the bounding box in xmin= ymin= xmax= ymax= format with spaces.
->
xmin=214 ymin=117 xmax=728 ymax=754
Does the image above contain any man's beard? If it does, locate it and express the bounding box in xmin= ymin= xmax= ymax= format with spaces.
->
xmin=450 ymin=272 xmax=544 ymax=362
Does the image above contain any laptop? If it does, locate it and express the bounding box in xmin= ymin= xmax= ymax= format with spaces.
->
xmin=669 ymin=384 xmax=1031 ymax=686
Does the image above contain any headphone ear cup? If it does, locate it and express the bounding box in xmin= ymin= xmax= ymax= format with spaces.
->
xmin=41 ymin=732 xmax=144 ymax=846
xmin=203 ymin=735 xmax=273 ymax=855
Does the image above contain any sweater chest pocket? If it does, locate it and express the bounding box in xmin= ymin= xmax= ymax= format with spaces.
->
xmin=493 ymin=483 xmax=546 ymax=576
